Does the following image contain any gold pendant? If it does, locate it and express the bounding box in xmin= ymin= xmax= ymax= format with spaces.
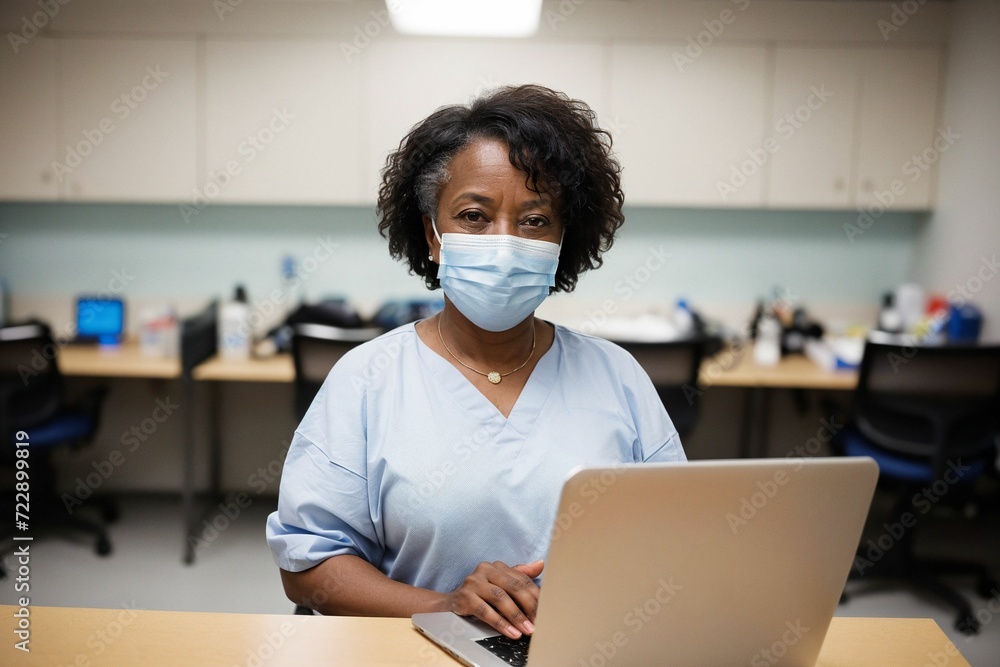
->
xmin=487 ymin=371 xmax=502 ymax=384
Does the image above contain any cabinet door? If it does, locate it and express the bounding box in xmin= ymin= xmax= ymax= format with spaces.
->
xmin=855 ymin=48 xmax=942 ymax=210
xmin=767 ymin=48 xmax=859 ymax=209
xmin=363 ymin=39 xmax=605 ymax=202
xmin=204 ymin=40 xmax=364 ymax=204
xmin=610 ymin=43 xmax=768 ymax=207
xmin=0 ymin=37 xmax=59 ymax=200
xmin=59 ymin=38 xmax=198 ymax=201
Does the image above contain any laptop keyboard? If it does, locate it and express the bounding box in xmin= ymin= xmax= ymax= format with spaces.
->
xmin=474 ymin=634 xmax=532 ymax=666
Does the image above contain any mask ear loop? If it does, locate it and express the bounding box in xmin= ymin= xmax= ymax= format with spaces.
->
xmin=429 ymin=218 xmax=442 ymax=261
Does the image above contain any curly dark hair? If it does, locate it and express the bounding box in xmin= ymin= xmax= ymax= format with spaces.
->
xmin=376 ymin=84 xmax=625 ymax=292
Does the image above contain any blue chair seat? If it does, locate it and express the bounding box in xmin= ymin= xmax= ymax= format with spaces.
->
xmin=840 ymin=427 xmax=988 ymax=485
xmin=22 ymin=409 xmax=96 ymax=448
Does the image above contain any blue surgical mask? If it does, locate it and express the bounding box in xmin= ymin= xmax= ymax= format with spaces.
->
xmin=432 ymin=219 xmax=561 ymax=332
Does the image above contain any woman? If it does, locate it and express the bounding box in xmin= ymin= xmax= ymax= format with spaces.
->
xmin=266 ymin=84 xmax=685 ymax=640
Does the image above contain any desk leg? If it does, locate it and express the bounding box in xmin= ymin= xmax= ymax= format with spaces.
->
xmin=738 ymin=387 xmax=772 ymax=459
xmin=209 ymin=382 xmax=221 ymax=499
xmin=182 ymin=375 xmax=196 ymax=565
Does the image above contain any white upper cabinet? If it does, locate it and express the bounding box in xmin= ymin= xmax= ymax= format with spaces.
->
xmin=204 ymin=40 xmax=364 ymax=205
xmin=0 ymin=37 xmax=59 ymax=200
xmin=59 ymin=38 xmax=198 ymax=201
xmin=362 ymin=39 xmax=605 ymax=202
xmin=854 ymin=48 xmax=942 ymax=210
xmin=768 ymin=46 xmax=941 ymax=210
xmin=609 ymin=43 xmax=769 ymax=207
xmin=767 ymin=48 xmax=859 ymax=209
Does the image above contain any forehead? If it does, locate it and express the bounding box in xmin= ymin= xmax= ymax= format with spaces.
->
xmin=445 ymin=138 xmax=519 ymax=181
xmin=435 ymin=138 xmax=560 ymax=212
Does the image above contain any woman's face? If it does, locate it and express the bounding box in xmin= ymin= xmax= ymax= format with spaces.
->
xmin=424 ymin=138 xmax=563 ymax=261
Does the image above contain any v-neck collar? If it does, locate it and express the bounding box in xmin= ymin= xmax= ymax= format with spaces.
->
xmin=411 ymin=320 xmax=561 ymax=433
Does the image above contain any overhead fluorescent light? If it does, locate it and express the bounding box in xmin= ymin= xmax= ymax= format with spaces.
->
xmin=387 ymin=0 xmax=542 ymax=38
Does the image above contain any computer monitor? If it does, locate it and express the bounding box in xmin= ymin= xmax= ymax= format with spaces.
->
xmin=76 ymin=297 xmax=125 ymax=345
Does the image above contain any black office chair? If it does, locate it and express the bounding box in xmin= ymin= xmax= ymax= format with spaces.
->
xmin=613 ymin=338 xmax=707 ymax=440
xmin=291 ymin=322 xmax=385 ymax=421
xmin=834 ymin=340 xmax=1000 ymax=634
xmin=289 ymin=322 xmax=383 ymax=614
xmin=0 ymin=322 xmax=114 ymax=572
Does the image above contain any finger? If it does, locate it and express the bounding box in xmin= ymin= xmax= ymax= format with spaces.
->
xmin=464 ymin=593 xmax=523 ymax=640
xmin=513 ymin=559 xmax=545 ymax=578
xmin=486 ymin=565 xmax=540 ymax=630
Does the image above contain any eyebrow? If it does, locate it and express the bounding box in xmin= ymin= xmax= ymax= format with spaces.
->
xmin=448 ymin=192 xmax=554 ymax=210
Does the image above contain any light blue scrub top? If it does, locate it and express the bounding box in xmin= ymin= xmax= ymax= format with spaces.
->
xmin=266 ymin=322 xmax=685 ymax=594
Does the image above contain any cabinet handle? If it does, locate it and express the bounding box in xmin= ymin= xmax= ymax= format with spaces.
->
xmin=861 ymin=178 xmax=874 ymax=193
xmin=834 ymin=177 xmax=845 ymax=192
xmin=41 ymin=167 xmax=52 ymax=184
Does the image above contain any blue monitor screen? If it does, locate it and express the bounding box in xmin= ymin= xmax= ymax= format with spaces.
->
xmin=77 ymin=298 xmax=124 ymax=342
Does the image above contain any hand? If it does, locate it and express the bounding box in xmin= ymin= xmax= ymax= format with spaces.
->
xmin=442 ymin=560 xmax=544 ymax=639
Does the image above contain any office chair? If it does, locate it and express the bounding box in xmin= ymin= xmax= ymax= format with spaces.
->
xmin=289 ymin=322 xmax=383 ymax=614
xmin=0 ymin=322 xmax=115 ymax=572
xmin=834 ymin=340 xmax=1000 ymax=634
xmin=613 ymin=338 xmax=707 ymax=440
xmin=291 ymin=322 xmax=385 ymax=421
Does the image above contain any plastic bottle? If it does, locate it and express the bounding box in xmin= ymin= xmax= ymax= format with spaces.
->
xmin=218 ymin=285 xmax=251 ymax=359
xmin=673 ymin=298 xmax=695 ymax=339
xmin=754 ymin=315 xmax=782 ymax=366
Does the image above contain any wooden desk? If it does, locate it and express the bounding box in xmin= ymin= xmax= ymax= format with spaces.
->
xmin=192 ymin=347 xmax=858 ymax=390
xmin=58 ymin=340 xmax=181 ymax=379
xmin=1 ymin=606 xmax=971 ymax=666
xmin=193 ymin=353 xmax=294 ymax=383
xmin=699 ymin=346 xmax=858 ymax=390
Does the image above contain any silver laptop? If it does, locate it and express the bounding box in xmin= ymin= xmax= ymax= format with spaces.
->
xmin=413 ymin=457 xmax=878 ymax=666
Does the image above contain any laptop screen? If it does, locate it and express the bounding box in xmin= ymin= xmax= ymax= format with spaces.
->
xmin=77 ymin=298 xmax=124 ymax=343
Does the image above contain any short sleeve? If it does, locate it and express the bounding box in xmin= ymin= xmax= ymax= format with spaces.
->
xmin=265 ymin=358 xmax=384 ymax=572
xmin=623 ymin=355 xmax=687 ymax=464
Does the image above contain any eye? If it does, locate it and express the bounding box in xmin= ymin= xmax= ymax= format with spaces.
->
xmin=523 ymin=215 xmax=549 ymax=228
xmin=459 ymin=210 xmax=486 ymax=223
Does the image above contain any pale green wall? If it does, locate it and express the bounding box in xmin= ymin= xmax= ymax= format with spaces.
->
xmin=0 ymin=202 xmax=923 ymax=314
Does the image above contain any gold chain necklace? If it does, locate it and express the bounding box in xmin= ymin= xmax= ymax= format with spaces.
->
xmin=437 ymin=316 xmax=535 ymax=384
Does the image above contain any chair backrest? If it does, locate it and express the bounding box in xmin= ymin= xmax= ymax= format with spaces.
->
xmin=854 ymin=341 xmax=1000 ymax=464
xmin=0 ymin=322 xmax=64 ymax=440
xmin=291 ymin=323 xmax=384 ymax=420
xmin=180 ymin=301 xmax=218 ymax=377
xmin=612 ymin=338 xmax=706 ymax=438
